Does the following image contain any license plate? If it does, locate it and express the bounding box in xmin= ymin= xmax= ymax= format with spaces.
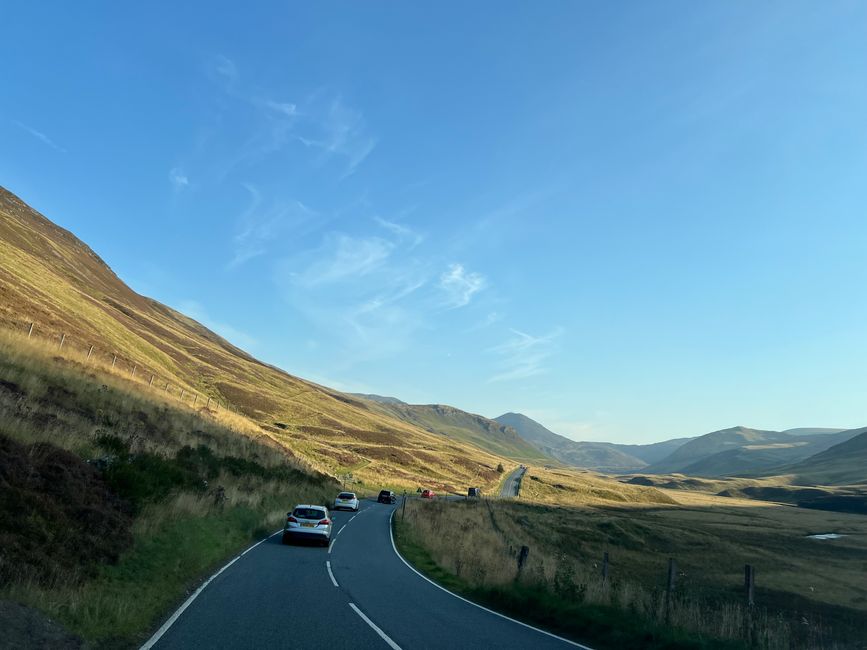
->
xmin=301 ymin=522 xmax=315 ymax=528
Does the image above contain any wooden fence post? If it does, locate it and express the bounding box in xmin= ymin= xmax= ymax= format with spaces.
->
xmin=87 ymin=345 xmax=94 ymax=360
xmin=149 ymin=374 xmax=154 ymax=387
xmin=164 ymin=383 xmax=169 ymax=392
xmin=112 ymin=354 xmax=117 ymax=368
xmin=180 ymin=389 xmax=185 ymax=400
xmin=59 ymin=333 xmax=66 ymax=349
xmin=667 ymin=558 xmax=677 ymax=594
xmin=517 ymin=545 xmax=530 ymax=573
xmin=206 ymin=397 xmax=211 ymax=409
xmin=193 ymin=394 xmax=198 ymax=406
xmin=664 ymin=557 xmax=678 ymax=624
xmin=131 ymin=364 xmax=137 ymax=378
xmin=28 ymin=323 xmax=34 ymax=339
xmin=744 ymin=564 xmax=755 ymax=607
xmin=602 ymin=551 xmax=609 ymax=583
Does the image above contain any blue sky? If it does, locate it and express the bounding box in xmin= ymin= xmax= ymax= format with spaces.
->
xmin=2 ymin=2 xmax=866 ymax=443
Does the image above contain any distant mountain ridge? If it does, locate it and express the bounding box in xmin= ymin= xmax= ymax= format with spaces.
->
xmin=774 ymin=427 xmax=867 ymax=485
xmin=494 ymin=412 xmax=677 ymax=472
xmin=349 ymin=400 xmax=551 ymax=462
xmin=644 ymin=426 xmax=862 ymax=478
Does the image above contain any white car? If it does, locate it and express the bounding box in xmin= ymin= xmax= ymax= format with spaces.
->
xmin=282 ymin=505 xmax=332 ymax=546
xmin=333 ymin=491 xmax=359 ymax=512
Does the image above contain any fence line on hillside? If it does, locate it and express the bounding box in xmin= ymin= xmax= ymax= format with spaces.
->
xmin=3 ymin=318 xmax=242 ymax=416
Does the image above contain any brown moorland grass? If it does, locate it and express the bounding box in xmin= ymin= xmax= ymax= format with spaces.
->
xmin=396 ymin=466 xmax=867 ymax=649
xmin=0 ymin=334 xmax=337 ymax=647
xmin=0 ymin=185 xmax=520 ymax=493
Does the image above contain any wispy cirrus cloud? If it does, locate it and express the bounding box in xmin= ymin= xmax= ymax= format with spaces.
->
xmin=169 ymin=167 xmax=189 ymax=191
xmin=292 ymin=233 xmax=394 ymax=287
xmin=229 ymin=183 xmax=318 ymax=269
xmin=439 ymin=263 xmax=486 ymax=308
xmin=488 ymin=327 xmax=563 ymax=382
xmin=176 ymin=299 xmax=258 ymax=351
xmin=211 ymin=54 xmax=239 ymax=87
xmin=14 ymin=120 xmax=66 ymax=153
xmin=293 ymin=94 xmax=377 ymax=178
xmin=374 ymin=216 xmax=424 ymax=249
xmin=468 ymin=311 xmax=503 ymax=331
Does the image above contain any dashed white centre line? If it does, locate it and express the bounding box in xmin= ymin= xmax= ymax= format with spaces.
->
xmin=328 ymin=538 xmax=335 ymax=554
xmin=337 ymin=524 xmax=347 ymax=536
xmin=326 ymin=560 xmax=339 ymax=587
xmin=349 ymin=603 xmax=402 ymax=650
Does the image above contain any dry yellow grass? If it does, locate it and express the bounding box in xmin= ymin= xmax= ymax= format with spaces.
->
xmin=397 ymin=466 xmax=867 ymax=648
xmin=0 ymin=185 xmax=520 ymax=495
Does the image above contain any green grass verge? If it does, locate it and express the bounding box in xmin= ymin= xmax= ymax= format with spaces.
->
xmin=391 ymin=516 xmax=745 ymax=650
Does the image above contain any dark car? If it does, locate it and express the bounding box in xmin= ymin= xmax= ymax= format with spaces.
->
xmin=468 ymin=487 xmax=481 ymax=498
xmin=377 ymin=490 xmax=396 ymax=504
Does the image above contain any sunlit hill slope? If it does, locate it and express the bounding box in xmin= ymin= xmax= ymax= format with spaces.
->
xmin=0 ymin=186 xmax=514 ymax=492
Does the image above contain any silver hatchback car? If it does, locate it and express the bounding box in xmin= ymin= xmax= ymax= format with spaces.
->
xmin=282 ymin=505 xmax=332 ymax=546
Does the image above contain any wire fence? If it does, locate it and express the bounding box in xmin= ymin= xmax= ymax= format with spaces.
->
xmin=3 ymin=318 xmax=241 ymax=415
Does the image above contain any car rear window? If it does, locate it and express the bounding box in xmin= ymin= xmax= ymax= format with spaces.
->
xmin=338 ymin=493 xmax=355 ymax=499
xmin=379 ymin=490 xmax=391 ymax=497
xmin=293 ymin=508 xmax=326 ymax=520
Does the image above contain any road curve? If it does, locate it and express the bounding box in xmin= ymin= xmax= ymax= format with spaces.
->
xmin=148 ymin=499 xmax=584 ymax=649
xmin=499 ymin=466 xmax=526 ymax=497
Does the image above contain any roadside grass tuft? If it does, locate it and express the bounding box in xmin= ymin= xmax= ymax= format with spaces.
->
xmin=0 ymin=333 xmax=335 ymax=647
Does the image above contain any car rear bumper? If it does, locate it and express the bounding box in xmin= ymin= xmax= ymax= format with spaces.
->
xmin=284 ymin=528 xmax=330 ymax=541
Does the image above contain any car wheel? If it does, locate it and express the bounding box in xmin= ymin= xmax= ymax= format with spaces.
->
xmin=281 ymin=533 xmax=290 ymax=545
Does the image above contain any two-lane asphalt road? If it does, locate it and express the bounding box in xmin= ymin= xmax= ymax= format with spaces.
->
xmin=147 ymin=499 xmax=585 ymax=650
xmin=499 ymin=466 xmax=526 ymax=497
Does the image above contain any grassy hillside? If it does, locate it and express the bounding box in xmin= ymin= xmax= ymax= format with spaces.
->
xmin=778 ymin=428 xmax=867 ymax=486
xmin=0 ymin=331 xmax=335 ymax=647
xmin=354 ymin=401 xmax=550 ymax=462
xmin=645 ymin=426 xmax=859 ymax=477
xmin=609 ymin=437 xmax=694 ymax=465
xmin=0 ymin=186 xmax=513 ymax=494
xmin=494 ymin=412 xmax=647 ymax=471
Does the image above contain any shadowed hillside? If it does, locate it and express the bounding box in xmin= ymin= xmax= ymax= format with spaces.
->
xmin=778 ymin=428 xmax=867 ymax=486
xmin=644 ymin=425 xmax=860 ymax=477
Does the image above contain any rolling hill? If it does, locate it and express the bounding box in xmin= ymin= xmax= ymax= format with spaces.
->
xmin=0 ymin=185 xmax=515 ymax=492
xmin=352 ymin=401 xmax=551 ymax=462
xmin=494 ymin=412 xmax=648 ymax=471
xmin=644 ymin=425 xmax=861 ymax=477
xmin=775 ymin=427 xmax=867 ymax=486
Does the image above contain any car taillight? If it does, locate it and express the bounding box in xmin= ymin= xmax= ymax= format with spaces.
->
xmin=318 ymin=518 xmax=331 ymax=525
xmin=287 ymin=516 xmax=298 ymax=523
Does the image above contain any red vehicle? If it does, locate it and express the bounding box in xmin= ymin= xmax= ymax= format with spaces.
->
xmin=421 ymin=489 xmax=436 ymax=499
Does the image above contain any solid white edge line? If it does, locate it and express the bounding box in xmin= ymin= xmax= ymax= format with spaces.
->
xmin=326 ymin=560 xmax=339 ymax=587
xmin=140 ymin=529 xmax=283 ymax=650
xmin=337 ymin=523 xmax=347 ymax=536
xmin=349 ymin=602 xmax=402 ymax=650
xmin=388 ymin=510 xmax=593 ymax=650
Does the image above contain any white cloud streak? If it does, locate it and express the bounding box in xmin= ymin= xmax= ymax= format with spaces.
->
xmin=229 ymin=183 xmax=317 ymax=269
xmin=169 ymin=167 xmax=189 ymax=190
xmin=488 ymin=327 xmax=563 ymax=382
xmin=14 ymin=121 xmax=66 ymax=153
xmin=439 ymin=263 xmax=486 ymax=308
xmin=293 ymin=234 xmax=393 ymax=287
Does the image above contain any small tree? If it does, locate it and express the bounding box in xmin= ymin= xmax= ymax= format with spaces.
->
xmin=497 ymin=463 xmax=505 ymax=473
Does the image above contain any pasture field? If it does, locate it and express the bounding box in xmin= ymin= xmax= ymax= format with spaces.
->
xmin=395 ymin=465 xmax=867 ymax=649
